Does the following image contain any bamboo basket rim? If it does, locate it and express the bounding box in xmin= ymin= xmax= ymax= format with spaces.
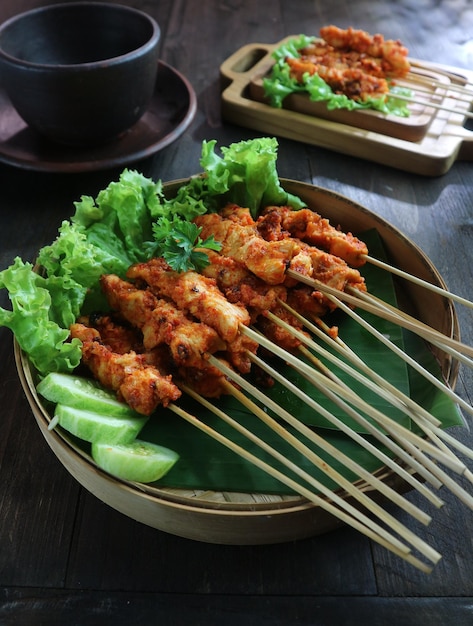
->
xmin=14 ymin=178 xmax=461 ymax=541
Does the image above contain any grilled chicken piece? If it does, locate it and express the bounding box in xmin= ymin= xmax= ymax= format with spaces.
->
xmin=127 ymin=258 xmax=251 ymax=343
xmin=194 ymin=211 xmax=296 ymax=285
xmin=258 ymin=206 xmax=368 ymax=268
xmin=319 ymin=25 xmax=410 ymax=78
xmin=100 ymin=274 xmax=226 ymax=369
xmin=199 ymin=249 xmax=287 ymax=319
xmin=70 ymin=323 xmax=181 ymax=415
xmin=199 ymin=205 xmax=366 ymax=297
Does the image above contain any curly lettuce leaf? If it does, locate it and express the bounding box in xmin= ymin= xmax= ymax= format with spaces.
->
xmin=72 ymin=169 xmax=163 ymax=263
xmin=149 ymin=137 xmax=306 ymax=222
xmin=1 ymin=170 xmax=167 ymax=374
xmin=0 ymin=258 xmax=83 ymax=374
xmin=199 ymin=138 xmax=306 ymax=218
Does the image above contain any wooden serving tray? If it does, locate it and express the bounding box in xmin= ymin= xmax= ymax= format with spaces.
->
xmin=220 ymin=37 xmax=473 ymax=175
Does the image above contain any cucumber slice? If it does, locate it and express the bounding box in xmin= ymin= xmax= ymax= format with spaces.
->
xmin=37 ymin=372 xmax=137 ymax=417
xmin=54 ymin=404 xmax=148 ymax=444
xmin=92 ymin=440 xmax=179 ymax=483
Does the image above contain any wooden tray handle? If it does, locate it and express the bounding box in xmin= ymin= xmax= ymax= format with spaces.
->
xmin=220 ymin=42 xmax=275 ymax=86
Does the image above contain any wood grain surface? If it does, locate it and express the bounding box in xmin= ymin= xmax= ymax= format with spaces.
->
xmin=1 ymin=1 xmax=473 ymax=624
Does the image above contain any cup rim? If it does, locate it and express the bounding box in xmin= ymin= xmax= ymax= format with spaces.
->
xmin=0 ymin=1 xmax=161 ymax=70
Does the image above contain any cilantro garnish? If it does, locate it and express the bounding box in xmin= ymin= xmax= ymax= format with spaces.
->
xmin=153 ymin=218 xmax=221 ymax=272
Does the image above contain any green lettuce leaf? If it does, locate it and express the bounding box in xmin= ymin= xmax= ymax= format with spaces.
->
xmin=149 ymin=137 xmax=306 ymax=222
xmin=199 ymin=137 xmax=306 ymax=218
xmin=0 ymin=258 xmax=83 ymax=374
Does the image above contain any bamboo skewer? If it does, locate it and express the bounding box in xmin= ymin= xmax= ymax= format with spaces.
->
xmin=280 ymin=300 xmax=441 ymax=429
xmin=272 ymin=309 xmax=441 ymax=430
xmin=266 ymin=310 xmax=466 ymax=474
xmin=245 ymin=341 xmax=473 ymax=512
xmin=245 ymin=349 xmax=442 ymax=493
xmin=276 ymin=326 xmax=463 ymax=470
xmin=257 ymin=345 xmax=471 ymax=503
xmin=285 ymin=295 xmax=473 ymax=482
xmin=238 ymin=321 xmax=473 ymax=509
xmin=209 ymin=352 xmax=443 ymax=508
xmin=168 ymin=400 xmax=435 ymax=572
xmin=240 ymin=325 xmax=459 ymax=485
xmin=399 ymin=81 xmax=473 ymax=104
xmin=342 ymin=287 xmax=473 ymax=409
xmin=353 ymin=288 xmax=473 ymax=375
xmin=279 ymin=301 xmax=471 ymax=470
xmin=407 ymin=65 xmax=473 ymax=95
xmin=316 ymin=287 xmax=473 ymax=421
xmin=181 ymin=382 xmax=439 ymax=560
xmin=220 ymin=385 xmax=441 ymax=561
xmin=189 ymin=374 xmax=434 ymax=525
xmin=389 ymin=90 xmax=473 ymax=118
xmin=286 ymin=269 xmax=473 ymax=397
xmin=362 ymin=254 xmax=473 ymax=311
xmin=293 ymin=307 xmax=473 ymax=467
xmin=426 ymin=427 xmax=473 ymax=464
xmin=398 ymin=77 xmax=473 ymax=103
xmin=288 ymin=269 xmax=473 ymax=360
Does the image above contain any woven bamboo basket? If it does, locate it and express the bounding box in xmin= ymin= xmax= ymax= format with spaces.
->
xmin=15 ymin=179 xmax=459 ymax=545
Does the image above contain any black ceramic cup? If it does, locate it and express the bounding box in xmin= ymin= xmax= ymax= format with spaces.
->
xmin=0 ymin=2 xmax=161 ymax=146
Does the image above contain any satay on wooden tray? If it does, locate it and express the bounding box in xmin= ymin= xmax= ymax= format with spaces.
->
xmin=220 ymin=34 xmax=473 ymax=175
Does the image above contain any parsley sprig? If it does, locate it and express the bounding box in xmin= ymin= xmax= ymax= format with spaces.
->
xmin=152 ymin=217 xmax=221 ymax=272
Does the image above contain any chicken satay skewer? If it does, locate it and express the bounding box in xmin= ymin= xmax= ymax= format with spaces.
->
xmin=180 ymin=383 xmax=440 ymax=569
xmin=69 ymin=323 xmax=182 ymax=415
xmin=255 ymin=204 xmax=473 ymax=311
xmin=100 ymin=274 xmax=227 ymax=368
xmin=169 ymin=398 xmax=433 ymax=573
xmin=121 ymin=249 xmax=465 ymax=487
xmin=125 ymin=259 xmax=259 ymax=373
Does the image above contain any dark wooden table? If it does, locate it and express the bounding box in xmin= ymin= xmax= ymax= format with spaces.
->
xmin=1 ymin=1 xmax=473 ymax=624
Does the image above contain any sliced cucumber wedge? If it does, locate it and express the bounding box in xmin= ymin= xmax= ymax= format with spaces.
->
xmin=37 ymin=372 xmax=137 ymax=417
xmin=54 ymin=404 xmax=148 ymax=444
xmin=92 ymin=440 xmax=180 ymax=483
